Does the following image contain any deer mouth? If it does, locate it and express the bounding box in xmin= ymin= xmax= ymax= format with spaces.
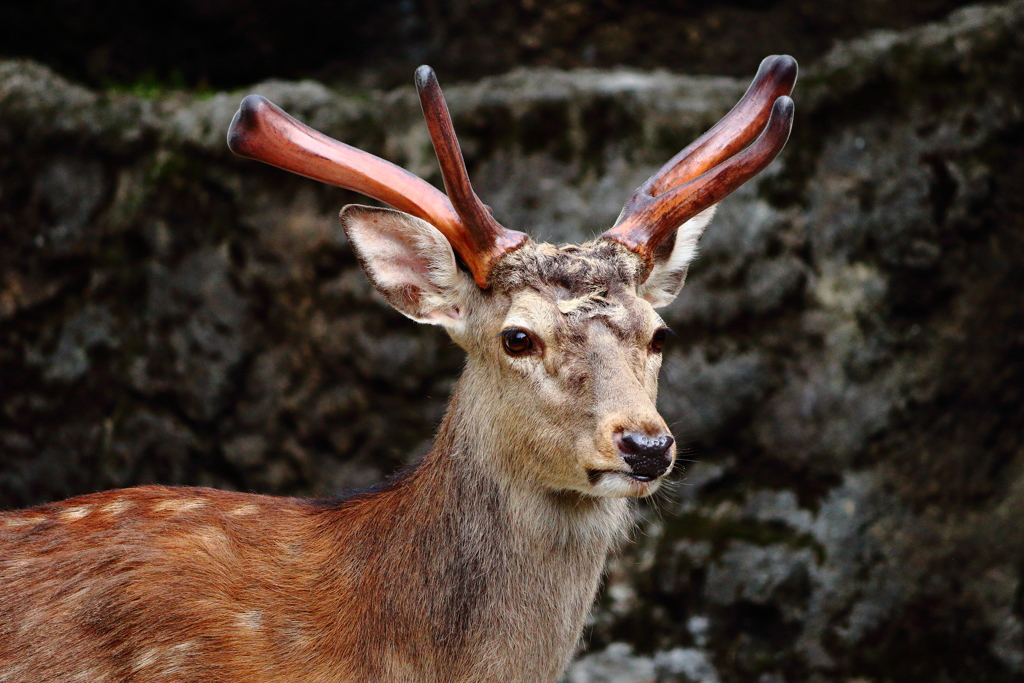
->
xmin=587 ymin=469 xmax=658 ymax=484
xmin=586 ymin=468 xmax=665 ymax=498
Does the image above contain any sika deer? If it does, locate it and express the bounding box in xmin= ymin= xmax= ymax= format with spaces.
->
xmin=0 ymin=57 xmax=796 ymax=683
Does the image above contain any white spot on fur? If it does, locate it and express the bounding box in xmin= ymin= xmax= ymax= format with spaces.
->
xmin=19 ymin=604 xmax=58 ymax=634
xmin=160 ymin=641 xmax=194 ymax=674
xmin=64 ymin=586 xmax=93 ymax=605
xmin=153 ymin=498 xmax=207 ymax=514
xmin=236 ymin=610 xmax=263 ymax=632
xmin=132 ymin=647 xmax=163 ymax=672
xmin=101 ymin=499 xmax=133 ymax=516
xmin=2 ymin=516 xmax=45 ymax=528
xmin=71 ymin=667 xmax=108 ymax=683
xmin=195 ymin=525 xmax=220 ymax=541
xmin=2 ymin=660 xmax=31 ymax=681
xmin=60 ymin=505 xmax=91 ymax=521
xmin=229 ymin=503 xmax=259 ymax=516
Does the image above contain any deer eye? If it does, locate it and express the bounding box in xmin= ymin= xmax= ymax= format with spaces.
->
xmin=501 ymin=328 xmax=535 ymax=356
xmin=650 ymin=328 xmax=668 ymax=353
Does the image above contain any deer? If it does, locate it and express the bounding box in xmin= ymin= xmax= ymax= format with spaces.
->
xmin=0 ymin=56 xmax=796 ymax=683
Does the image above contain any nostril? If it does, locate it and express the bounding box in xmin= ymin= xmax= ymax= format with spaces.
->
xmin=616 ymin=432 xmax=675 ymax=479
xmin=619 ymin=433 xmax=674 ymax=458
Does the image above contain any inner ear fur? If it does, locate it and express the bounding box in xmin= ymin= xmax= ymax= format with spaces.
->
xmin=639 ymin=204 xmax=718 ymax=308
xmin=340 ymin=205 xmax=468 ymax=327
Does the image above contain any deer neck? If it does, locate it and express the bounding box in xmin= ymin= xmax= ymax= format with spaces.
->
xmin=440 ymin=371 xmax=630 ymax=541
xmin=318 ymin=375 xmax=630 ymax=682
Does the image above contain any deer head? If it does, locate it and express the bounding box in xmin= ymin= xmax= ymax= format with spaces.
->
xmin=228 ymin=58 xmax=796 ymax=500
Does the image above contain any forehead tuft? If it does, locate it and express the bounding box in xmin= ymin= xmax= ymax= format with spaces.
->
xmin=489 ymin=240 xmax=652 ymax=331
xmin=488 ymin=240 xmax=643 ymax=296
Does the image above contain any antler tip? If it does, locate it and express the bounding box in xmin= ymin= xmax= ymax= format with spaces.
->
xmin=761 ymin=54 xmax=799 ymax=90
xmin=228 ymin=94 xmax=271 ymax=158
xmin=777 ymin=54 xmax=798 ymax=71
xmin=772 ymin=95 xmax=796 ymax=129
xmin=602 ymin=56 xmax=799 ymax=268
xmin=414 ymin=65 xmax=437 ymax=90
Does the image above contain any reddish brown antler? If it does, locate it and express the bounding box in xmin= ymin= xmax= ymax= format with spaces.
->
xmin=602 ymin=55 xmax=797 ymax=268
xmin=228 ymin=95 xmax=461 ymax=238
xmin=414 ymin=66 xmax=529 ymax=285
xmin=227 ymin=73 xmax=528 ymax=288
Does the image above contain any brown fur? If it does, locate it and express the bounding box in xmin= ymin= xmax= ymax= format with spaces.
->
xmin=0 ymin=215 xmax=693 ymax=683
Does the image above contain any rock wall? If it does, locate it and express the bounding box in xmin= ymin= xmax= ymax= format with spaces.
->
xmin=2 ymin=3 xmax=1023 ymax=681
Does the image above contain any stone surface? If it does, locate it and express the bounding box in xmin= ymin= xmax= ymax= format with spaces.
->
xmin=2 ymin=3 xmax=1024 ymax=682
xmin=564 ymin=642 xmax=722 ymax=683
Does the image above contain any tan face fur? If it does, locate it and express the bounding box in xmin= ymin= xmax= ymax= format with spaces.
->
xmin=342 ymin=204 xmax=719 ymax=500
xmin=457 ymin=243 xmax=671 ymax=497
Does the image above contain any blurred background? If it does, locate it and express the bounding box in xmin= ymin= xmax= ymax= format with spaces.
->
xmin=1 ymin=1 xmax=1023 ymax=682
xmin=0 ymin=0 xmax=981 ymax=89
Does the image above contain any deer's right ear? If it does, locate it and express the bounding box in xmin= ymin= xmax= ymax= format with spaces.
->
xmin=341 ymin=205 xmax=467 ymax=328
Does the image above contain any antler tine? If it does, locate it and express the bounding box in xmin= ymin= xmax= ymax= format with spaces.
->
xmin=228 ymin=95 xmax=464 ymax=238
xmin=629 ymin=55 xmax=797 ymax=209
xmin=604 ymin=95 xmax=795 ymax=265
xmin=603 ymin=56 xmax=797 ymax=269
xmin=415 ymin=66 xmax=529 ymax=287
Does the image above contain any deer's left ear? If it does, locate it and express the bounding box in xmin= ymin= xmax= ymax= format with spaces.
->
xmin=341 ymin=205 xmax=468 ymax=328
xmin=638 ymin=205 xmax=717 ymax=308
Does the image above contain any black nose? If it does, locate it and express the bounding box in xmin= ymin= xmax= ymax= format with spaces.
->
xmin=616 ymin=432 xmax=674 ymax=480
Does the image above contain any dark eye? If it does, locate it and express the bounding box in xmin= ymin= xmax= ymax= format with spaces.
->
xmin=501 ymin=328 xmax=535 ymax=356
xmin=650 ymin=328 xmax=668 ymax=353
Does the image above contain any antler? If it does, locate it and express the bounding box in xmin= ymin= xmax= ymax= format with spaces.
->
xmin=602 ymin=55 xmax=798 ymax=268
xmin=227 ymin=71 xmax=528 ymax=287
xmin=414 ymin=66 xmax=529 ymax=283
xmin=227 ymin=95 xmax=461 ymax=241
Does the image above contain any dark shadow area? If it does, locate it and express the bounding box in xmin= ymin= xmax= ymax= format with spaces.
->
xmin=0 ymin=0 xmax=984 ymax=89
